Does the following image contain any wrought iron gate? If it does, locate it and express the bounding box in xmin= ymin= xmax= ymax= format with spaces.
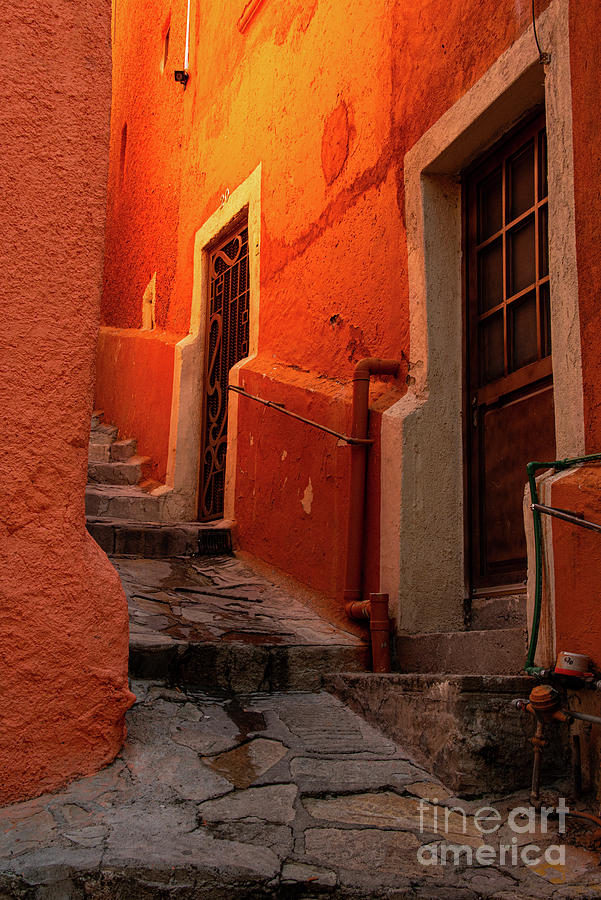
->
xmin=199 ymin=224 xmax=250 ymax=520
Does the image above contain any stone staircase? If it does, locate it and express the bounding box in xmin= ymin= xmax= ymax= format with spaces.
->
xmin=120 ymin=554 xmax=369 ymax=692
xmin=84 ymin=413 xmax=369 ymax=688
xmin=85 ymin=411 xmax=232 ymax=556
xmin=88 ymin=413 xmax=153 ymax=487
xmin=85 ymin=410 xmax=165 ymax=521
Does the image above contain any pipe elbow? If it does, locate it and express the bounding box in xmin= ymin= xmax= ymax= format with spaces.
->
xmin=353 ymin=357 xmax=400 ymax=382
xmin=345 ymin=599 xmax=371 ymax=620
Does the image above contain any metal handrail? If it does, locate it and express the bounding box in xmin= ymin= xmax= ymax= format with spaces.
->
xmin=531 ymin=503 xmax=601 ymax=535
xmin=227 ymin=385 xmax=373 ymax=445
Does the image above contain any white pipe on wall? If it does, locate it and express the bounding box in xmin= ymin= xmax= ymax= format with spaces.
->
xmin=184 ymin=0 xmax=191 ymax=70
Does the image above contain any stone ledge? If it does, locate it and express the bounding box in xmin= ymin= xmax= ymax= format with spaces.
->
xmin=324 ymin=672 xmax=569 ymax=798
xmin=86 ymin=519 xmax=233 ymax=558
xmin=393 ymin=628 xmax=528 ymax=676
xmin=131 ymin=640 xmax=369 ymax=693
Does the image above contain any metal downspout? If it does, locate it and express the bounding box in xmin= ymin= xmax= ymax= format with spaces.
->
xmin=343 ymin=357 xmax=400 ymax=672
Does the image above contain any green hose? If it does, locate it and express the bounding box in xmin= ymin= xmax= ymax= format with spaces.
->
xmin=525 ymin=453 xmax=601 ymax=676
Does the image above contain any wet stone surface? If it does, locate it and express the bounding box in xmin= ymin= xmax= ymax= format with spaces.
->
xmin=119 ymin=555 xmax=369 ymax=690
xmin=1 ymin=683 xmax=600 ymax=898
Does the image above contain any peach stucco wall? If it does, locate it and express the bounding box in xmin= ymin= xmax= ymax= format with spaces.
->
xmin=0 ymin=0 xmax=134 ymax=803
xmin=101 ymin=0 xmax=582 ymax=605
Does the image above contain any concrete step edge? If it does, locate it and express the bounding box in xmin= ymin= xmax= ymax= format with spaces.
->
xmin=88 ymin=455 xmax=150 ymax=469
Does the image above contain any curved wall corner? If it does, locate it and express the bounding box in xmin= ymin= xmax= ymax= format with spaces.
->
xmin=0 ymin=0 xmax=135 ymax=805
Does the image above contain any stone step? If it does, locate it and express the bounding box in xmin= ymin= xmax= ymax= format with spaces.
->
xmin=394 ymin=627 xmax=527 ymax=676
xmin=87 ymin=455 xmax=151 ymax=486
xmin=130 ymin=638 xmax=369 ymax=693
xmin=90 ymin=408 xmax=104 ymax=429
xmin=90 ymin=422 xmax=118 ymax=445
xmin=110 ymin=438 xmax=137 ymax=461
xmin=88 ymin=439 xmax=142 ymax=467
xmin=88 ymin=442 xmax=111 ymax=463
xmin=85 ymin=484 xmax=164 ymax=520
xmin=325 ymin=672 xmax=569 ymax=798
xmin=87 ymin=518 xmax=233 ymax=558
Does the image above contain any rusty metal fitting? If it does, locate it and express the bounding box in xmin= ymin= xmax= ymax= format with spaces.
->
xmin=369 ymin=593 xmax=391 ymax=674
xmin=512 ymin=698 xmax=530 ymax=711
xmin=345 ymin=598 xmax=370 ymax=620
xmin=527 ymin=685 xmax=570 ymax=723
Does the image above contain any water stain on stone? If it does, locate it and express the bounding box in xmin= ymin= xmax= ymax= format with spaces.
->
xmin=165 ymin=624 xmax=213 ymax=642
xmin=159 ymin=560 xmax=213 ymax=591
xmin=203 ymin=738 xmax=288 ymax=789
xmin=224 ymin=698 xmax=266 ymax=741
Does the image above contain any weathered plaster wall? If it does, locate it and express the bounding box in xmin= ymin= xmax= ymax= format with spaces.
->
xmin=101 ymin=0 xmax=558 ymax=604
xmin=569 ymin=0 xmax=601 ymax=453
xmin=0 ymin=0 xmax=134 ymax=803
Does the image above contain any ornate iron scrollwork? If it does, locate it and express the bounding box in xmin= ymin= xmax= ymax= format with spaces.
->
xmin=200 ymin=226 xmax=249 ymax=520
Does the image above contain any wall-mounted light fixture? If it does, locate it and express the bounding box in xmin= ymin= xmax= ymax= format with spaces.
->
xmin=174 ymin=0 xmax=191 ymax=88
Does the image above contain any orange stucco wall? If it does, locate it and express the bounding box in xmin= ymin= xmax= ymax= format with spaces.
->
xmin=547 ymin=2 xmax=601 ymax=681
xmin=569 ymin=0 xmax=601 ymax=453
xmin=95 ymin=328 xmax=177 ymax=481
xmin=551 ymin=467 xmax=601 ymax=669
xmin=0 ymin=0 xmax=134 ymax=803
xmin=101 ymin=0 xmax=559 ymax=600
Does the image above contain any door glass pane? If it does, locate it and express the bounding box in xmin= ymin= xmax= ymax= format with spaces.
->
xmin=507 ymin=216 xmax=535 ymax=296
xmin=540 ymin=282 xmax=551 ymax=358
xmin=478 ymin=167 xmax=503 ymax=241
xmin=508 ymin=140 xmax=534 ymax=221
xmin=479 ymin=310 xmax=505 ymax=384
xmin=478 ymin=238 xmax=503 ymax=312
xmin=509 ymin=291 xmax=538 ymax=371
xmin=539 ymin=203 xmax=549 ymax=278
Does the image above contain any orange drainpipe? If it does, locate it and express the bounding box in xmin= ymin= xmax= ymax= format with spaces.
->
xmin=344 ymin=357 xmax=400 ymax=672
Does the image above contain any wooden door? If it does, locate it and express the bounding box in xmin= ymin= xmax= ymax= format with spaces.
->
xmin=199 ymin=223 xmax=250 ymax=521
xmin=466 ymin=114 xmax=556 ymax=593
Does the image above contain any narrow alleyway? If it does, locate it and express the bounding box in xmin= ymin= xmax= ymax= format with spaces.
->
xmin=1 ymin=552 xmax=600 ymax=897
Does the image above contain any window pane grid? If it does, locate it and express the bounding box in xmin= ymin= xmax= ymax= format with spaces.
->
xmin=470 ymin=118 xmax=550 ymax=388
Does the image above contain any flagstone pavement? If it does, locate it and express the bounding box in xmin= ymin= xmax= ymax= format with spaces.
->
xmin=1 ymin=683 xmax=600 ymax=898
